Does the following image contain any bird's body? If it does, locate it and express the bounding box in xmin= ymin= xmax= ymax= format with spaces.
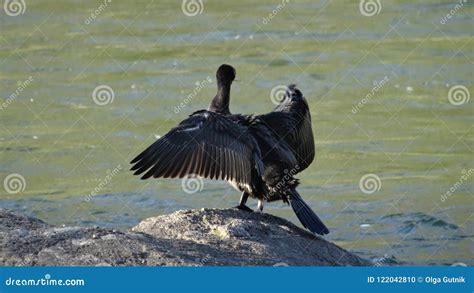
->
xmin=130 ymin=64 xmax=329 ymax=235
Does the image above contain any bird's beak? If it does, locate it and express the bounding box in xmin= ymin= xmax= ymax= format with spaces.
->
xmin=234 ymin=78 xmax=241 ymax=82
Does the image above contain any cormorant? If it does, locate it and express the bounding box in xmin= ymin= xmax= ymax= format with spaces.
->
xmin=130 ymin=64 xmax=329 ymax=235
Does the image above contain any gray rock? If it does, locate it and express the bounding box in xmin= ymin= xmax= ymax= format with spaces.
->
xmin=0 ymin=208 xmax=371 ymax=266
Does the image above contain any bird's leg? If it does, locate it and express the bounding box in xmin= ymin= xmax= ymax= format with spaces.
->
xmin=256 ymin=200 xmax=264 ymax=213
xmin=234 ymin=192 xmax=253 ymax=212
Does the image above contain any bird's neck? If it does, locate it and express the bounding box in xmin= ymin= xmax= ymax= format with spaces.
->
xmin=209 ymin=81 xmax=231 ymax=114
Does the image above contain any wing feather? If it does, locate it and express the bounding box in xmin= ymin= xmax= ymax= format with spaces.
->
xmin=130 ymin=111 xmax=263 ymax=189
xmin=258 ymin=110 xmax=314 ymax=171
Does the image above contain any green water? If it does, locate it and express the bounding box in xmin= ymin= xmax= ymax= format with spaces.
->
xmin=1 ymin=0 xmax=472 ymax=265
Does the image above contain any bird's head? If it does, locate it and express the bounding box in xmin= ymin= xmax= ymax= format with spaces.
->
xmin=216 ymin=64 xmax=236 ymax=84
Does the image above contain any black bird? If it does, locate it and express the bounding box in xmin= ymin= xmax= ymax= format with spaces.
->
xmin=130 ymin=64 xmax=329 ymax=235
xmin=208 ymin=64 xmax=235 ymax=115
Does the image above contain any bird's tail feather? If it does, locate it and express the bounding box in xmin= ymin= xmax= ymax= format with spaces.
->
xmin=289 ymin=190 xmax=329 ymax=235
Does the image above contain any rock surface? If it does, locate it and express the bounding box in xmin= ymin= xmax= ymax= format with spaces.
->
xmin=0 ymin=208 xmax=371 ymax=266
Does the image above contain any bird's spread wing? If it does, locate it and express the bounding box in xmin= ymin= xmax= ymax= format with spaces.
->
xmin=258 ymin=111 xmax=315 ymax=171
xmin=130 ymin=110 xmax=264 ymax=187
